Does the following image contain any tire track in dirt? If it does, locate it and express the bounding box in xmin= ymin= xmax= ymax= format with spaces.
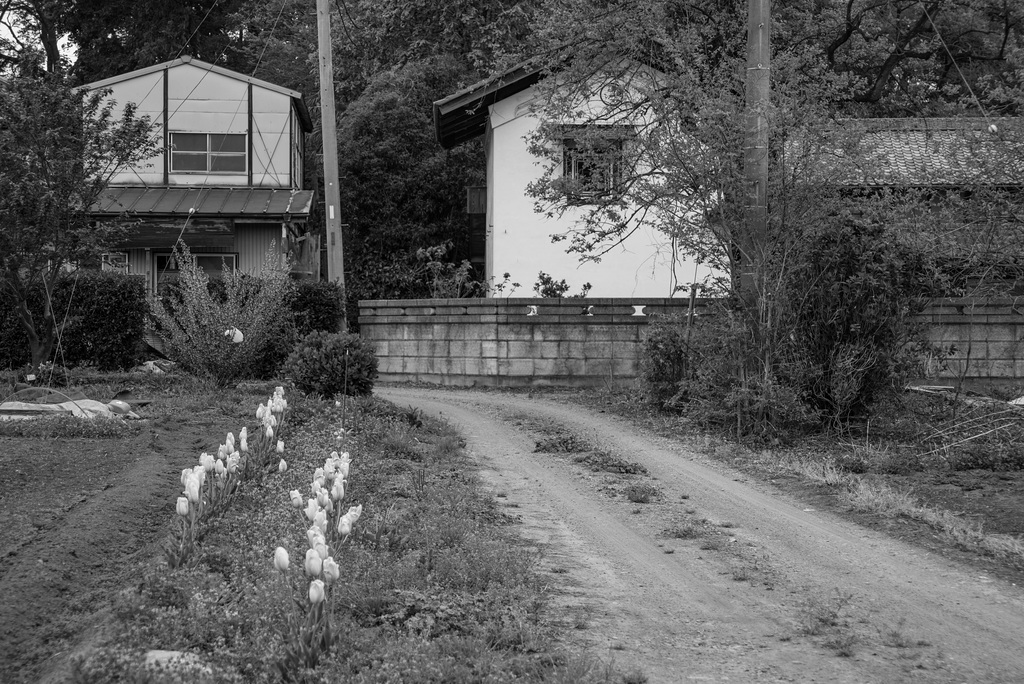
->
xmin=380 ymin=386 xmax=1024 ymax=684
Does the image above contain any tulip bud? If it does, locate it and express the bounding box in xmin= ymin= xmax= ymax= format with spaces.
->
xmin=256 ymin=404 xmax=266 ymax=420
xmin=304 ymin=499 xmax=318 ymax=522
xmin=176 ymin=497 xmax=189 ymax=517
xmin=337 ymin=515 xmax=352 ymax=537
xmin=311 ymin=480 xmax=322 ymax=496
xmin=184 ymin=477 xmax=201 ymax=504
xmin=304 ymin=548 xmax=322 ymax=577
xmin=317 ymin=490 xmax=330 ymax=509
xmin=306 ymin=527 xmax=321 ymax=549
xmin=266 ymin=426 xmax=274 ymax=440
xmin=274 ymin=547 xmax=289 ymax=573
xmin=315 ymin=542 xmax=329 ymax=560
xmin=226 ymin=454 xmax=239 ymax=474
xmin=331 ymin=479 xmax=345 ymax=502
xmin=322 ymin=557 xmax=341 ymax=584
xmin=214 ymin=459 xmax=227 ymax=477
xmin=346 ymin=504 xmax=363 ymax=523
xmin=180 ymin=468 xmax=191 ymax=487
xmin=277 ymin=440 xmax=285 ymax=454
xmin=199 ymin=452 xmax=215 ymax=472
xmin=289 ymin=490 xmax=303 ymax=508
xmin=239 ymin=437 xmax=248 ymax=453
xmin=278 ymin=459 xmax=287 ymax=473
xmin=313 ymin=510 xmax=328 ymax=534
xmin=309 ymin=579 xmax=325 ymax=605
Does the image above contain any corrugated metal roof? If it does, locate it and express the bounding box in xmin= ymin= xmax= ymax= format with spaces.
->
xmin=93 ymin=187 xmax=315 ymax=218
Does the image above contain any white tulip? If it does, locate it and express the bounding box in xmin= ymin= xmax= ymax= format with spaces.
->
xmin=331 ymin=479 xmax=345 ymax=501
xmin=274 ymin=547 xmax=289 ymax=573
xmin=266 ymin=426 xmax=274 ymax=440
xmin=276 ymin=440 xmax=285 ymax=454
xmin=322 ymin=557 xmax=340 ymax=584
xmin=214 ymin=459 xmax=227 ymax=477
xmin=176 ymin=497 xmax=190 ymax=517
xmin=313 ymin=510 xmax=328 ymax=534
xmin=278 ymin=459 xmax=287 ymax=473
xmin=184 ymin=476 xmax=201 ymax=504
xmin=309 ymin=579 xmax=325 ymax=605
xmin=199 ymin=452 xmax=215 ymax=472
xmin=315 ymin=542 xmax=329 ymax=560
xmin=337 ymin=515 xmax=352 ymax=537
xmin=289 ymin=490 xmax=303 ymax=508
xmin=304 ymin=499 xmax=319 ymax=522
xmin=304 ymin=548 xmax=322 ymax=577
xmin=346 ymin=504 xmax=363 ymax=523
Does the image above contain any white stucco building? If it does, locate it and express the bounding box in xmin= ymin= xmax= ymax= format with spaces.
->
xmin=434 ymin=61 xmax=714 ymax=298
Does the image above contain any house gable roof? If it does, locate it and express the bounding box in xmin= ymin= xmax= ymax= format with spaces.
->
xmin=433 ymin=59 xmax=545 ymax=149
xmin=82 ymin=56 xmax=313 ymax=133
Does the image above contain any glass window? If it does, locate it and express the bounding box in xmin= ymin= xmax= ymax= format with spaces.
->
xmin=170 ymin=133 xmax=247 ymax=174
xmin=561 ymin=126 xmax=632 ymax=203
xmin=155 ymin=253 xmax=236 ymax=296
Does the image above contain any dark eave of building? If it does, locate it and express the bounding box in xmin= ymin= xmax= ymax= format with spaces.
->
xmin=433 ymin=59 xmax=546 ymax=150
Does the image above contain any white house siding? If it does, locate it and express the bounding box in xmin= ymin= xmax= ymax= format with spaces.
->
xmin=485 ymin=84 xmax=708 ymax=298
xmin=166 ymin=65 xmax=250 ymax=187
xmin=103 ymin=71 xmax=165 ymax=186
xmin=251 ymin=87 xmax=292 ymax=188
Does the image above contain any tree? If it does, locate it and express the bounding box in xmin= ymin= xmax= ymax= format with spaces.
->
xmin=0 ymin=60 xmax=157 ymax=368
xmin=523 ymin=0 xmax=1024 ymax=432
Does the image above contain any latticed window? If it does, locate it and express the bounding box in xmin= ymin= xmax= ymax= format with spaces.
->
xmin=170 ymin=132 xmax=247 ymax=173
xmin=561 ymin=126 xmax=631 ymax=202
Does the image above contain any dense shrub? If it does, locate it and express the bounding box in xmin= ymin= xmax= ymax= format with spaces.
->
xmin=0 ymin=270 xmax=147 ymax=371
xmin=288 ymin=280 xmax=344 ymax=338
xmin=152 ymin=244 xmax=293 ymax=386
xmin=775 ymin=218 xmax=934 ymax=427
xmin=55 ymin=270 xmax=147 ymax=370
xmin=641 ymin=310 xmax=818 ymax=439
xmin=283 ymin=330 xmax=378 ymax=398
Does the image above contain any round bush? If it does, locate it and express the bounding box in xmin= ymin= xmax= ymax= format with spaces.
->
xmin=283 ymin=331 xmax=378 ymax=398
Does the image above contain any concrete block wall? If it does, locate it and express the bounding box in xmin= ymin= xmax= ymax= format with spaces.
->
xmin=359 ymin=297 xmax=1024 ymax=387
xmin=919 ymin=298 xmax=1024 ymax=380
xmin=358 ymin=298 xmax=707 ymax=387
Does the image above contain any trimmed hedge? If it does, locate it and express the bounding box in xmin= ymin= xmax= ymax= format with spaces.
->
xmin=283 ymin=331 xmax=378 ymax=398
xmin=0 ymin=270 xmax=147 ymax=371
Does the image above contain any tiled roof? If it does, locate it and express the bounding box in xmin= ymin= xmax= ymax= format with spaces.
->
xmin=92 ymin=186 xmax=314 ymax=218
xmin=825 ymin=118 xmax=1024 ymax=187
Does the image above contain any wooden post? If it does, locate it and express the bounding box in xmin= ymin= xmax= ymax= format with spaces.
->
xmin=316 ymin=0 xmax=347 ymax=331
xmin=741 ymin=0 xmax=770 ymax=305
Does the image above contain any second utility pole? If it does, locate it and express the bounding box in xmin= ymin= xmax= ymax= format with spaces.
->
xmin=316 ymin=0 xmax=347 ymax=331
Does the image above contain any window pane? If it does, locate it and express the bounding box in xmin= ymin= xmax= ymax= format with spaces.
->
xmin=172 ymin=133 xmax=208 ymax=152
xmin=210 ymin=134 xmax=246 ymax=153
xmin=172 ymin=152 xmax=208 ymax=171
xmin=210 ymin=154 xmax=246 ymax=172
xmin=196 ymin=255 xmax=235 ymax=276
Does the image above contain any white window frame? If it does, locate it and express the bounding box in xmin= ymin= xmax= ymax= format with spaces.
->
xmin=169 ymin=132 xmax=248 ymax=174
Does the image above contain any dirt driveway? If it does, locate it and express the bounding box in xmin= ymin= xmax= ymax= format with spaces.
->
xmin=380 ymin=386 xmax=1024 ymax=684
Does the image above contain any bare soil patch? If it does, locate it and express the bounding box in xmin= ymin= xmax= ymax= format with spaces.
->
xmin=0 ymin=390 xmax=252 ymax=683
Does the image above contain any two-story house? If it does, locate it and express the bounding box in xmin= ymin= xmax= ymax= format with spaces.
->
xmin=84 ymin=56 xmax=315 ymax=295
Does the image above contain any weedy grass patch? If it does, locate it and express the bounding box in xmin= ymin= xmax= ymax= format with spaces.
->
xmin=66 ymin=388 xmax=622 ymax=683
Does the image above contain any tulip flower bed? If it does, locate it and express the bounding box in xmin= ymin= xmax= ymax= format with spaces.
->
xmin=0 ymin=376 xmax=614 ymax=683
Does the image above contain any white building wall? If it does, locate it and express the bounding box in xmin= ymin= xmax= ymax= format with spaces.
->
xmin=251 ymin=87 xmax=292 ymax=188
xmin=486 ymin=85 xmax=710 ymax=298
xmin=102 ymin=71 xmax=165 ymax=186
xmin=166 ymin=64 xmax=249 ymax=187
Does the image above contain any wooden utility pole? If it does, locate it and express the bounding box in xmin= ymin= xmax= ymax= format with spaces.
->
xmin=741 ymin=0 xmax=770 ymax=304
xmin=316 ymin=0 xmax=347 ymax=331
